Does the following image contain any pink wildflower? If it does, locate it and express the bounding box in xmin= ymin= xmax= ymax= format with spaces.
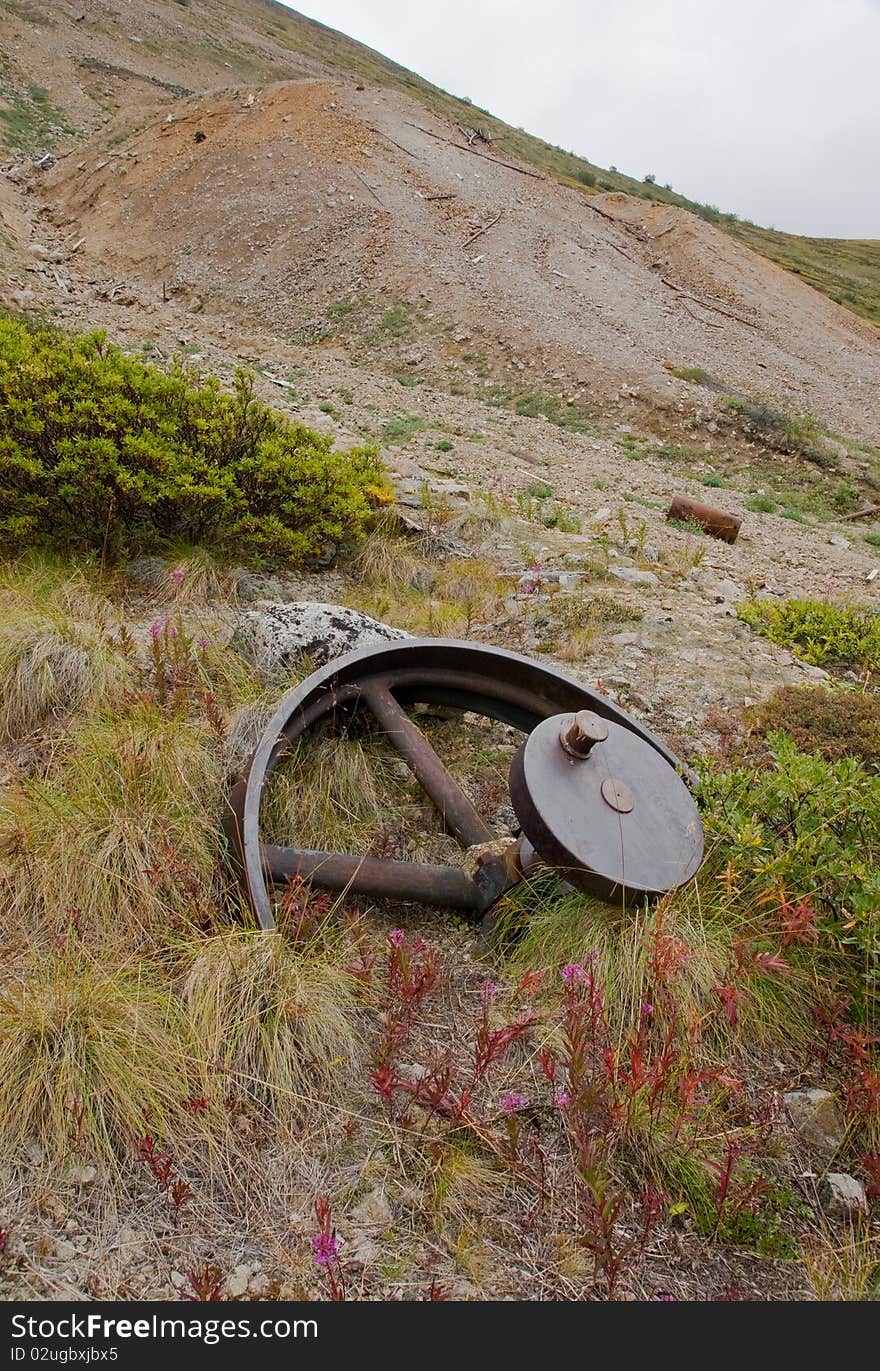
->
xmin=311 ymin=1232 xmax=341 ymax=1266
xmin=500 ymin=1091 xmax=527 ymax=1114
xmin=388 ymin=929 xmax=405 ymax=948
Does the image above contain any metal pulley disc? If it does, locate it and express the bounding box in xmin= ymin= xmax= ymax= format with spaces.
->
xmin=509 ymin=709 xmax=703 ymax=900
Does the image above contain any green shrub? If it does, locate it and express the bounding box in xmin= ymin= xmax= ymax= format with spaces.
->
xmin=738 ymin=598 xmax=880 ymax=670
xmin=754 ymin=684 xmax=880 ymax=769
xmin=698 ymin=734 xmax=880 ymax=988
xmin=0 ymin=317 xmax=389 ymax=562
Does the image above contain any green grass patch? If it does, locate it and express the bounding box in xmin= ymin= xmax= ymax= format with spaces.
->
xmin=0 ymin=82 xmax=73 ymax=151
xmin=668 ymin=366 xmax=711 ymax=385
xmin=381 ymin=413 xmax=428 ymax=444
xmin=514 ymin=393 xmax=589 ymax=432
xmin=724 ymin=395 xmax=837 ymax=469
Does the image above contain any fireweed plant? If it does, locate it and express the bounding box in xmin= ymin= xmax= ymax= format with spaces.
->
xmin=350 ymin=929 xmax=808 ymax=1295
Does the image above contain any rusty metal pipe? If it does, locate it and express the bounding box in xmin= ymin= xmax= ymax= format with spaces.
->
xmin=666 ymin=496 xmax=741 ymax=544
xmin=262 ymin=844 xmax=485 ymax=910
xmin=361 ymin=681 xmax=494 ymax=849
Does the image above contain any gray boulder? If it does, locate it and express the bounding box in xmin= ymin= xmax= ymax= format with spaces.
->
xmin=232 ymin=601 xmax=409 ymax=673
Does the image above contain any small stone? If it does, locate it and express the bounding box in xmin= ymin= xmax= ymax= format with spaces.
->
xmin=784 ymin=1088 xmax=845 ymax=1157
xmin=117 ymin=1227 xmax=147 ymax=1249
xmin=125 ymin=555 xmax=170 ymax=589
xmin=409 ymin=567 xmax=435 ymax=592
xmin=24 ymin=1139 xmax=43 ymax=1167
xmin=347 ymin=1232 xmax=381 ymax=1266
xmin=232 ymin=602 xmax=409 ymax=673
xmin=795 ymin=661 xmax=830 ymax=681
xmin=609 ymin=566 xmax=659 ymax=587
xmin=712 ymin=577 xmax=741 ymax=603
xmin=820 ymin=1172 xmax=868 ymax=1219
xmin=828 ymin=534 xmax=850 ymax=549
xmin=351 ymin=1187 xmax=394 ymax=1228
xmin=52 ymin=1239 xmax=78 ymax=1261
xmin=63 ymin=1163 xmax=98 ymax=1186
xmin=234 ymin=571 xmax=285 ymax=604
xmin=706 ymin=420 xmax=718 ymax=433
xmin=590 ymin=507 xmax=612 ymax=524
xmin=226 ymin=1264 xmax=252 ymax=1298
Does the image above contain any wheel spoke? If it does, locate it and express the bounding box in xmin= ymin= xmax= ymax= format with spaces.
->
xmin=360 ymin=681 xmax=494 ymax=849
xmin=262 ymin=845 xmax=486 ymax=909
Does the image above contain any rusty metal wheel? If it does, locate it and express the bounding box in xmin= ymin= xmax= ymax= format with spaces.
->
xmin=225 ymin=639 xmax=703 ymax=930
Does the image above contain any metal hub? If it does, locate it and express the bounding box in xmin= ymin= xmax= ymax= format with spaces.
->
xmin=225 ymin=639 xmax=704 ymax=930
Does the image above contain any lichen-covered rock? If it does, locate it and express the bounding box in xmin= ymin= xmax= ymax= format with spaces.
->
xmin=232 ymin=601 xmax=409 ymax=673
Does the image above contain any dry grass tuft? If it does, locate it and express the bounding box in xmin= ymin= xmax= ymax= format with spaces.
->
xmin=0 ymin=700 xmax=222 ymax=943
xmin=184 ymin=924 xmax=365 ymax=1128
xmin=351 ymin=555 xmax=506 ymax=638
xmin=0 ymin=949 xmax=192 ymax=1169
xmin=262 ymin=728 xmax=403 ymax=854
xmin=128 ymin=545 xmax=239 ymax=607
xmin=0 ymin=558 xmax=131 ymax=743
xmin=494 ymin=872 xmax=816 ymax=1051
xmin=0 ymin=613 xmax=131 ymax=744
xmin=802 ymin=1221 xmax=880 ymax=1301
xmin=429 ymin=1140 xmax=508 ymax=1228
xmin=349 ymin=515 xmax=427 ymax=590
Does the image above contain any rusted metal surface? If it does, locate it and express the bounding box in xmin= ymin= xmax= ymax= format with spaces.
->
xmin=559 ymin=709 xmax=609 ymax=758
xmin=666 ymin=495 xmax=742 ymax=544
xmin=226 ymin=639 xmax=702 ymax=930
xmin=508 ymin=710 xmax=703 ymax=902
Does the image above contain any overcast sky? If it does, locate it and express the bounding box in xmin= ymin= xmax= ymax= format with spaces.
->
xmin=290 ymin=0 xmax=880 ymax=238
